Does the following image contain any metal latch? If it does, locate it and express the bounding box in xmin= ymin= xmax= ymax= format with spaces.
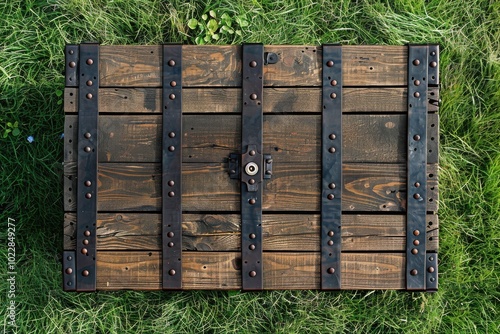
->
xmin=228 ymin=152 xmax=273 ymax=189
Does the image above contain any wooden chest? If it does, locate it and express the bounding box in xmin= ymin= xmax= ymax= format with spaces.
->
xmin=63 ymin=44 xmax=440 ymax=291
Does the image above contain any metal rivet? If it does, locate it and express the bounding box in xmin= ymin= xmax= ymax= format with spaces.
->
xmin=169 ymin=269 xmax=176 ymax=276
xmin=266 ymin=159 xmax=273 ymax=164
xmin=86 ymin=59 xmax=93 ymax=65
xmin=167 ymin=232 xmax=174 ymax=238
xmin=169 ymin=132 xmax=175 ymax=138
xmin=168 ymin=180 xmax=174 ymax=187
xmin=428 ymin=267 xmax=435 ymax=273
xmin=330 ymin=79 xmax=337 ymax=86
xmin=82 ymin=270 xmax=89 ymax=277
xmin=84 ymin=180 xmax=92 ymax=187
xmin=249 ymin=244 xmax=256 ymax=250
xmin=81 ymin=248 xmax=88 ymax=255
xmin=328 ymin=147 xmax=336 ymax=153
xmin=249 ymin=271 xmax=257 ymax=277
xmin=168 ymin=146 xmax=175 ymax=152
xmin=168 ymin=60 xmax=175 ymax=67
xmin=328 ymin=240 xmax=334 ymax=246
xmin=84 ymin=146 xmax=91 ymax=152
xmin=430 ymin=51 xmax=436 ymax=56
xmin=413 ymin=59 xmax=420 ymax=66
xmin=413 ymin=240 xmax=420 ymax=246
xmin=84 ymin=230 xmax=91 ymax=237
xmin=170 ymin=81 xmax=177 ymax=87
xmin=86 ymin=93 xmax=93 ymax=99
xmin=67 ymin=256 xmax=73 ymax=261
xmin=169 ymin=93 xmax=176 ymax=100
xmin=250 ymin=93 xmax=257 ymax=100
xmin=328 ymin=183 xmax=336 ymax=189
xmin=327 ymin=267 xmax=335 ymax=274
xmin=250 ymin=61 xmax=257 ymax=67
xmin=414 ymin=182 xmax=420 ymax=188
xmin=429 ymin=256 xmax=434 ymax=261
xmin=168 ymin=191 xmax=175 ymax=197
xmin=86 ymin=80 xmax=93 ymax=86
xmin=265 ymin=170 xmax=272 ymax=175
xmin=168 ymin=242 xmax=174 ymax=247
xmin=410 ymin=269 xmax=418 ymax=276
xmin=326 ymin=60 xmax=334 ymax=67
xmin=249 ymin=233 xmax=256 ymax=239
xmin=249 ymin=198 xmax=256 ymax=205
xmin=328 ymin=231 xmax=334 ymax=237
xmin=430 ymin=61 xmax=437 ymax=68
xmin=249 ymin=179 xmax=255 ymax=185
xmin=330 ymin=92 xmax=337 ymax=99
xmin=413 ymin=230 xmax=420 ymax=236
xmin=329 ymin=134 xmax=336 ymax=140
xmin=83 ymin=239 xmax=89 ymax=245
xmin=249 ymin=150 xmax=256 ymax=156
xmin=85 ymin=193 xmax=92 ymax=199
xmin=414 ymin=80 xmax=420 ymax=86
xmin=327 ymin=194 xmax=334 ymax=200
xmin=414 ymin=193 xmax=421 ymax=200
xmin=411 ymin=248 xmax=418 ymax=255
xmin=414 ymin=134 xmax=421 ymax=141
xmin=414 ymin=92 xmax=420 ymax=98
xmin=84 ymin=132 xmax=91 ymax=139
xmin=69 ymin=50 xmax=74 ymax=55
xmin=65 ymin=268 xmax=73 ymax=275
xmin=430 ymin=277 xmax=435 ymax=282
xmin=69 ymin=61 xmax=76 ymax=68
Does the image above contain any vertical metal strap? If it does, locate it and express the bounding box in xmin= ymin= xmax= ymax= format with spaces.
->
xmin=162 ymin=45 xmax=183 ymax=290
xmin=65 ymin=45 xmax=79 ymax=87
xmin=321 ymin=45 xmax=342 ymax=290
xmin=241 ymin=44 xmax=264 ymax=290
xmin=406 ymin=45 xmax=428 ymax=290
xmin=76 ymin=43 xmax=99 ymax=291
xmin=62 ymin=251 xmax=76 ymax=291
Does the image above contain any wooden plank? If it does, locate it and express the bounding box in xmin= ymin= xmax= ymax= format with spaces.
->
xmin=64 ymin=87 xmax=409 ymax=114
xmin=64 ymin=114 xmax=407 ymax=163
xmin=98 ymin=45 xmax=407 ymax=87
xmin=64 ymin=213 xmax=439 ymax=251
xmin=64 ymin=162 xmax=438 ymax=212
xmin=95 ymin=251 xmax=406 ymax=290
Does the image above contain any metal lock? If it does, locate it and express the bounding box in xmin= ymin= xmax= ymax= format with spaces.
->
xmin=245 ymin=162 xmax=259 ymax=176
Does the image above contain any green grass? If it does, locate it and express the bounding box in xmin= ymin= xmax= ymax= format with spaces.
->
xmin=1 ymin=0 xmax=499 ymax=332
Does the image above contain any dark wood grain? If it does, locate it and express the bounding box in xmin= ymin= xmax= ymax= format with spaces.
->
xmin=95 ymin=251 xmax=406 ymax=290
xmin=65 ymin=87 xmax=413 ymax=114
xmin=64 ymin=213 xmax=439 ymax=251
xmin=97 ymin=45 xmax=407 ymax=87
xmin=64 ymin=162 xmax=438 ymax=212
xmin=64 ymin=114 xmax=408 ymax=163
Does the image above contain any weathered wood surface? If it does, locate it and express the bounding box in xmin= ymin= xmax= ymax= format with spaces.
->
xmin=98 ymin=45 xmax=407 ymax=87
xmin=96 ymin=251 xmax=406 ymax=290
xmin=64 ymin=162 xmax=438 ymax=212
xmin=64 ymin=213 xmax=439 ymax=252
xmin=64 ymin=87 xmax=440 ymax=113
xmin=64 ymin=114 xmax=439 ymax=164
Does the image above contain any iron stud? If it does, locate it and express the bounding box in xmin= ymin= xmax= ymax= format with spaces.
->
xmin=249 ymin=271 xmax=257 ymax=277
xmin=82 ymin=270 xmax=89 ymax=277
xmin=326 ymin=60 xmax=334 ymax=67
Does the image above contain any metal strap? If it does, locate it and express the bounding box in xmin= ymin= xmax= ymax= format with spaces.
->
xmin=65 ymin=45 xmax=79 ymax=87
xmin=406 ymin=45 xmax=429 ymax=290
xmin=162 ymin=45 xmax=183 ymax=290
xmin=426 ymin=253 xmax=438 ymax=291
xmin=321 ymin=45 xmax=342 ymax=290
xmin=241 ymin=43 xmax=264 ymax=290
xmin=62 ymin=251 xmax=76 ymax=291
xmin=76 ymin=43 xmax=99 ymax=291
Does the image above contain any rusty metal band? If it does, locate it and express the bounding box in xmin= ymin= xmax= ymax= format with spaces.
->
xmin=162 ymin=45 xmax=183 ymax=290
xmin=76 ymin=43 xmax=99 ymax=291
xmin=62 ymin=251 xmax=76 ymax=291
xmin=241 ymin=43 xmax=264 ymax=291
xmin=321 ymin=45 xmax=342 ymax=290
xmin=406 ymin=45 xmax=429 ymax=290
